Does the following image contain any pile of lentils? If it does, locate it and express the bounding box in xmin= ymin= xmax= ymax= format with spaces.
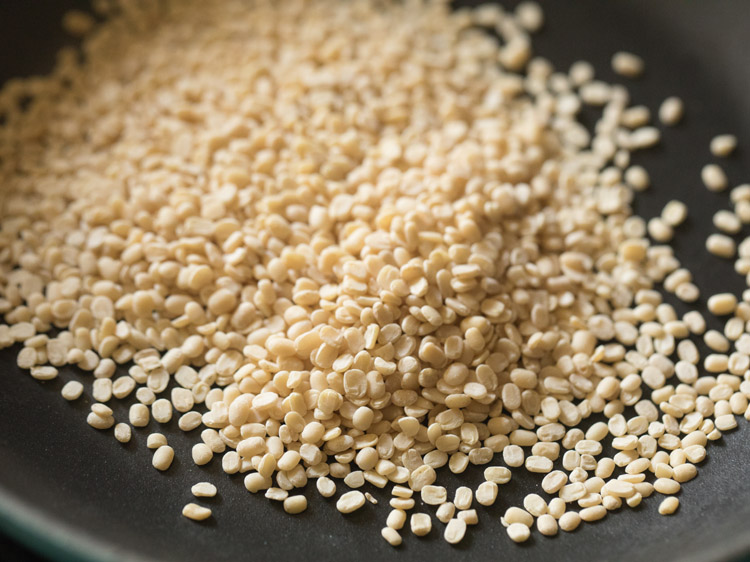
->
xmin=0 ymin=0 xmax=747 ymax=547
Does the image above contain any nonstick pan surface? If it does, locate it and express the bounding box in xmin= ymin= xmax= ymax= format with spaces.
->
xmin=0 ymin=1 xmax=749 ymax=561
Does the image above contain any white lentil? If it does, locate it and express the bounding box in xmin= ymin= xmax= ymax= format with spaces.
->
xmin=659 ymin=96 xmax=684 ymax=126
xmin=661 ymin=201 xmax=688 ymax=227
xmin=708 ymin=293 xmax=738 ymax=316
xmin=454 ymin=487 xmax=473 ymax=511
xmin=421 ymin=485 xmax=447 ymax=505
xmin=715 ymin=414 xmax=738 ymax=431
xmin=458 ymin=509 xmax=478 ymax=525
xmin=146 ymin=433 xmax=167 ymax=450
xmin=337 ymin=491 xmax=366 ymax=514
xmin=192 ymin=443 xmax=213 ymax=466
xmin=559 ymin=512 xmax=582 ymax=532
xmin=151 ymin=399 xmax=173 ymax=424
xmin=444 ymin=518 xmax=467 ymax=545
xmin=503 ymin=445 xmax=524 ymax=468
xmin=503 ymin=507 xmax=534 ymax=527
xmin=580 ymin=505 xmax=607 ymax=522
xmin=714 ymin=210 xmax=742 ymax=234
xmin=129 ymin=404 xmax=150 ymax=428
xmin=475 ymin=481 xmax=498 ymax=506
xmin=182 ymin=503 xmax=212 ymax=521
xmin=612 ymin=51 xmax=644 ymax=78
xmin=135 ymin=387 xmax=155 ymax=406
xmin=284 ymin=496 xmax=307 ymax=515
xmin=387 ymin=509 xmax=406 ymax=530
xmin=152 ymin=445 xmax=174 ymax=471
xmin=702 ymin=164 xmax=729 ymax=192
xmin=515 ymin=1 xmax=544 ymax=32
xmin=343 ymin=471 xmax=365 ymax=490
xmin=410 ymin=513 xmax=432 ymax=536
xmin=506 ymin=523 xmax=531 ymax=543
xmin=658 ymin=497 xmax=680 ymax=516
xmin=654 ymin=478 xmax=681 ymax=495
xmin=707 ymin=233 xmax=737 ymax=258
xmin=711 ymin=134 xmax=737 ymax=158
xmin=436 ymin=502 xmax=455 ymax=524
xmin=30 ymin=366 xmax=58 ymax=381
xmin=381 ymin=527 xmax=402 ymax=547
xmin=244 ymin=473 xmax=271 ymax=494
xmin=625 ymin=165 xmax=650 ymax=191
xmin=484 ymin=466 xmax=512 ymax=484
xmin=61 ymin=381 xmax=84 ymax=401
xmin=523 ymin=494 xmax=548 ymax=517
xmin=673 ymin=464 xmax=698 ymax=483
xmin=92 ymin=379 xmax=112 ymax=403
xmin=391 ymin=486 xmax=413 ymax=499
xmin=86 ymin=410 xmax=114 ymax=430
xmin=537 ymin=514 xmax=558 ymax=536
xmin=648 ymin=218 xmax=673 ymax=243
xmin=705 ymin=330 xmax=731 ymax=352
xmin=114 ymin=423 xmax=131 ymax=444
xmin=178 ymin=411 xmax=202 ymax=432
xmin=390 ymin=498 xmax=415 ymax=511
xmin=192 ymin=482 xmax=217 ymax=498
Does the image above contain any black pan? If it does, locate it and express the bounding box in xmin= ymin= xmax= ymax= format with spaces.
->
xmin=1 ymin=1 xmax=749 ymax=561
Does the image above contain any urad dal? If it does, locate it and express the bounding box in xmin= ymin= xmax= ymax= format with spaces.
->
xmin=0 ymin=0 xmax=749 ymax=549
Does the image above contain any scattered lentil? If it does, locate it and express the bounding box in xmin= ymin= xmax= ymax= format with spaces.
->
xmin=658 ymin=497 xmax=680 ymax=516
xmin=61 ymin=381 xmax=84 ymax=401
xmin=152 ymin=445 xmax=174 ymax=471
xmin=182 ymin=503 xmax=212 ymax=521
xmin=192 ymin=483 xmax=217 ymax=498
xmin=444 ymin=518 xmax=467 ymax=545
xmin=436 ymin=502 xmax=455 ymax=524
xmin=612 ymin=51 xmax=644 ymax=78
xmin=284 ymin=496 xmax=308 ymax=515
xmin=707 ymin=234 xmax=737 ymax=258
xmin=114 ymin=423 xmax=131 ymax=444
xmin=337 ymin=491 xmax=366 ymax=514
xmin=711 ymin=135 xmax=738 ymax=158
xmin=702 ymin=164 xmax=729 ymax=192
xmin=381 ymin=527 xmax=402 ymax=547
xmin=410 ymin=513 xmax=432 ymax=537
xmin=659 ymin=97 xmax=684 ymax=126
xmin=507 ymin=523 xmax=531 ymax=543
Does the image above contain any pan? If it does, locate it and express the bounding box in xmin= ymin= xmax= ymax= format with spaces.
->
xmin=0 ymin=1 xmax=749 ymax=561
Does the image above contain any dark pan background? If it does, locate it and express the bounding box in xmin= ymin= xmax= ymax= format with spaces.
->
xmin=0 ymin=1 xmax=749 ymax=561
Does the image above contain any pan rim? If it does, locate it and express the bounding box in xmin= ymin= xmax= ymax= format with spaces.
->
xmin=0 ymin=482 xmax=158 ymax=562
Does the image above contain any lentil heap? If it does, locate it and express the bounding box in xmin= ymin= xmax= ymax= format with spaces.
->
xmin=0 ymin=0 xmax=748 ymax=548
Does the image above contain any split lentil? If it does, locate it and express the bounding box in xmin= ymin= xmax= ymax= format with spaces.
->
xmin=410 ymin=513 xmax=432 ymax=536
xmin=444 ymin=518 xmax=467 ymax=545
xmin=702 ymin=164 xmax=729 ymax=192
xmin=507 ymin=523 xmax=531 ymax=543
xmin=192 ymin=482 xmax=218 ymax=498
xmin=658 ymin=97 xmax=684 ymax=126
xmin=114 ymin=423 xmax=131 ymax=444
xmin=710 ymin=135 xmax=738 ymax=158
xmin=182 ymin=503 xmax=212 ymax=522
xmin=436 ymin=502 xmax=455 ymax=524
xmin=61 ymin=381 xmax=84 ymax=401
xmin=612 ymin=51 xmax=645 ymax=78
xmin=152 ymin=446 xmax=175 ymax=472
xmin=284 ymin=496 xmax=308 ymax=515
xmin=337 ymin=491 xmax=366 ymax=514
xmin=658 ymin=497 xmax=680 ymax=516
xmin=381 ymin=527 xmax=402 ymax=547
